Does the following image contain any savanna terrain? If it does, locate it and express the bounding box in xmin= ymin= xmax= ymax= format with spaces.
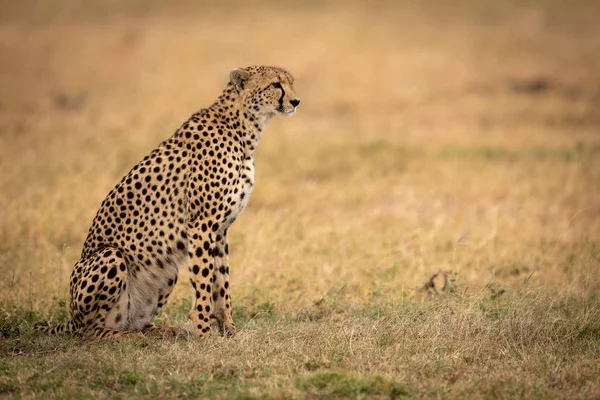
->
xmin=0 ymin=0 xmax=599 ymax=398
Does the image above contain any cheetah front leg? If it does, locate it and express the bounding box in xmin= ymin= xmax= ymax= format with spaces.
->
xmin=187 ymin=232 xmax=215 ymax=338
xmin=211 ymin=231 xmax=236 ymax=336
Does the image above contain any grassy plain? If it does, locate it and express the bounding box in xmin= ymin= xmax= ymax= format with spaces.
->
xmin=1 ymin=0 xmax=599 ymax=398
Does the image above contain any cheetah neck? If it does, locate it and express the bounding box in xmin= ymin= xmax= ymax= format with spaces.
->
xmin=211 ymin=83 xmax=272 ymax=157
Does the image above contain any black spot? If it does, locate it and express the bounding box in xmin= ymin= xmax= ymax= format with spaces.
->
xmin=107 ymin=267 xmax=117 ymax=279
xmin=177 ymin=241 xmax=185 ymax=250
xmin=202 ymin=268 xmax=209 ymax=277
xmin=195 ymin=248 xmax=203 ymax=258
xmin=193 ymin=265 xmax=200 ymax=275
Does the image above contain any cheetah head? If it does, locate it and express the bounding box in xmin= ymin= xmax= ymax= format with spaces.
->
xmin=230 ymin=66 xmax=300 ymax=119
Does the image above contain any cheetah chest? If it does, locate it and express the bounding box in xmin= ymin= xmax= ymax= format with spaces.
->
xmin=226 ymin=157 xmax=254 ymax=226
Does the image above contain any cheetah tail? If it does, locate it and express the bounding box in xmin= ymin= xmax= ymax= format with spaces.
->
xmin=34 ymin=320 xmax=76 ymax=335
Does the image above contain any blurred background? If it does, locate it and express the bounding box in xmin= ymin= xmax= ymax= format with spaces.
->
xmin=1 ymin=0 xmax=599 ymax=306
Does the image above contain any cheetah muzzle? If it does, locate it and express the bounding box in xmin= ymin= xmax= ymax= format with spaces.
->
xmin=36 ymin=66 xmax=300 ymax=339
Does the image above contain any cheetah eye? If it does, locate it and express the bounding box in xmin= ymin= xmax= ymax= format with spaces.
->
xmin=271 ymin=82 xmax=282 ymax=89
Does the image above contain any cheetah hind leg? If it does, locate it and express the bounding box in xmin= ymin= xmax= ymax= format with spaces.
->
xmin=69 ymin=247 xmax=139 ymax=339
xmin=33 ymin=318 xmax=140 ymax=340
xmin=82 ymin=324 xmax=143 ymax=340
xmin=34 ymin=321 xmax=76 ymax=335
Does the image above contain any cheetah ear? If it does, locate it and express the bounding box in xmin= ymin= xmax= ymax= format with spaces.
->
xmin=230 ymin=68 xmax=250 ymax=92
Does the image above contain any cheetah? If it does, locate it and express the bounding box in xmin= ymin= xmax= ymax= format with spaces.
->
xmin=36 ymin=66 xmax=300 ymax=339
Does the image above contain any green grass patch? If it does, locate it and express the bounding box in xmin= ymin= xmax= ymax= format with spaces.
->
xmin=298 ymin=370 xmax=408 ymax=398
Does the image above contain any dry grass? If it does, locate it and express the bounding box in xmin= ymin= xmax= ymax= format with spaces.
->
xmin=1 ymin=0 xmax=599 ymax=398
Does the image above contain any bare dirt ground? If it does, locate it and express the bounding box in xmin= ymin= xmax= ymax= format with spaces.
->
xmin=1 ymin=0 xmax=599 ymax=398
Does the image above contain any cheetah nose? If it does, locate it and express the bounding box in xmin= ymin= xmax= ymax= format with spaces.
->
xmin=290 ymin=99 xmax=300 ymax=107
